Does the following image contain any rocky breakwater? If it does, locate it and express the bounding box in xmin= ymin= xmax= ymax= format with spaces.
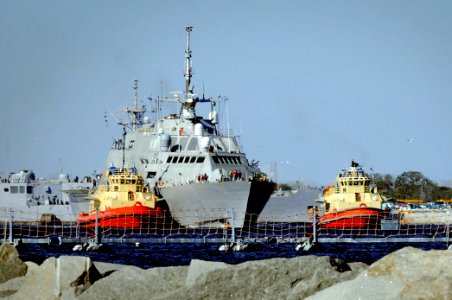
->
xmin=307 ymin=246 xmax=452 ymax=300
xmin=0 ymin=242 xmax=451 ymax=299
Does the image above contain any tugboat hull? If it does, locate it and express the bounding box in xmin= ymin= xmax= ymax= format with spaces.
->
xmin=319 ymin=207 xmax=384 ymax=229
xmin=78 ymin=202 xmax=162 ymax=229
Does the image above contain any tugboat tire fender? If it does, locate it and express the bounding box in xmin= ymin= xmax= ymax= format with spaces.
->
xmin=360 ymin=203 xmax=367 ymax=208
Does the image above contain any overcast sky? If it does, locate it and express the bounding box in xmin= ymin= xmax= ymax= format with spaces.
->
xmin=1 ymin=1 xmax=451 ymax=186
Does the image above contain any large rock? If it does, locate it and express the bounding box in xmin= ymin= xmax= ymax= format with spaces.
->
xmin=78 ymin=265 xmax=188 ymax=300
xmin=12 ymin=256 xmax=102 ymax=300
xmin=0 ymin=243 xmax=27 ymax=284
xmin=307 ymin=247 xmax=452 ymax=300
xmin=168 ymin=256 xmax=367 ymax=300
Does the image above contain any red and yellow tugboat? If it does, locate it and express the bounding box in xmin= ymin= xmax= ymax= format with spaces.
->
xmin=78 ymin=166 xmax=163 ymax=228
xmin=319 ymin=161 xmax=385 ymax=229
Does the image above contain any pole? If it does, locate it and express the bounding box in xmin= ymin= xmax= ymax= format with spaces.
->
xmin=312 ymin=206 xmax=317 ymax=243
xmin=8 ymin=208 xmax=13 ymax=244
xmin=95 ymin=208 xmax=99 ymax=244
xmin=230 ymin=208 xmax=236 ymax=243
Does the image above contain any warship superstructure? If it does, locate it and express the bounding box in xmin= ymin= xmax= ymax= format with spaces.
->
xmin=104 ymin=27 xmax=275 ymax=228
xmin=0 ymin=170 xmax=94 ymax=222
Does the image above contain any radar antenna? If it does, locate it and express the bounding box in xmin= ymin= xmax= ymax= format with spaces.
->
xmin=185 ymin=26 xmax=193 ymax=96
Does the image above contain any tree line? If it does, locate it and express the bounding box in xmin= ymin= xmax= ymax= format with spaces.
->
xmin=370 ymin=171 xmax=452 ymax=201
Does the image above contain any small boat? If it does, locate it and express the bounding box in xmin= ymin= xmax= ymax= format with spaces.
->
xmin=319 ymin=161 xmax=385 ymax=229
xmin=77 ymin=166 xmax=163 ymax=228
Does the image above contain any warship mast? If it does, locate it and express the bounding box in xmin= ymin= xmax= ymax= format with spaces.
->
xmin=185 ymin=26 xmax=193 ymax=96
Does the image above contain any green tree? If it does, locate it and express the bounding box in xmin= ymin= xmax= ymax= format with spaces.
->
xmin=370 ymin=173 xmax=395 ymax=198
xmin=394 ymin=171 xmax=433 ymax=200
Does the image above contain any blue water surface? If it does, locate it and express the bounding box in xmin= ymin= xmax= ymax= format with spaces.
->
xmin=16 ymin=241 xmax=448 ymax=269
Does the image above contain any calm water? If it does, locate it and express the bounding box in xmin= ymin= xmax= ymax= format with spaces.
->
xmin=16 ymin=242 xmax=448 ymax=269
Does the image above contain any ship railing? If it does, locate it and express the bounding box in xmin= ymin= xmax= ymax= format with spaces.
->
xmin=215 ymin=128 xmax=237 ymax=138
xmin=1 ymin=206 xmax=451 ymax=245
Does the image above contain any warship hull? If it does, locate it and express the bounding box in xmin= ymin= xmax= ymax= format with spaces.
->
xmin=258 ymin=187 xmax=321 ymax=222
xmin=159 ymin=180 xmax=274 ymax=228
xmin=0 ymin=171 xmax=93 ymax=222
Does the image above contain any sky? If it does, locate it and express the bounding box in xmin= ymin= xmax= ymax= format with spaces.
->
xmin=1 ymin=1 xmax=451 ymax=186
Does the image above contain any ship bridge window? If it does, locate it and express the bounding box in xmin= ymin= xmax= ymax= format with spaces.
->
xmin=147 ymin=172 xmax=156 ymax=179
xmin=171 ymin=156 xmax=178 ymax=163
xmin=4 ymin=188 xmax=9 ymax=192
xmin=219 ymin=157 xmax=225 ymax=164
xmin=190 ymin=156 xmax=196 ymax=163
xmin=213 ymin=156 xmax=220 ymax=164
xmin=196 ymin=156 xmax=205 ymax=163
xmin=166 ymin=157 xmax=172 ymax=163
xmin=184 ymin=156 xmax=190 ymax=163
xmin=27 ymin=186 xmax=33 ymax=194
xmin=178 ymin=156 xmax=185 ymax=163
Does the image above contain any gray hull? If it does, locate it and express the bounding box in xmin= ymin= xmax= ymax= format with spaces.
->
xmin=0 ymin=177 xmax=93 ymax=222
xmin=159 ymin=181 xmax=252 ymax=227
xmin=258 ymin=187 xmax=321 ymax=222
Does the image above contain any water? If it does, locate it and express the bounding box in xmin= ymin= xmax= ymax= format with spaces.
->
xmin=16 ymin=242 xmax=448 ymax=269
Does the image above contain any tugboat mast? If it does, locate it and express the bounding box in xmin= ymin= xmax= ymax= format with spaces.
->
xmin=184 ymin=26 xmax=193 ymax=96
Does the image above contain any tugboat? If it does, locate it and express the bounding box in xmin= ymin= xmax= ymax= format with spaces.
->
xmin=319 ymin=161 xmax=385 ymax=229
xmin=77 ymin=165 xmax=162 ymax=228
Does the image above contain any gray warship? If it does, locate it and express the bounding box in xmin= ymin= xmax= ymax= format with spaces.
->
xmin=104 ymin=27 xmax=275 ymax=228
xmin=0 ymin=170 xmax=94 ymax=222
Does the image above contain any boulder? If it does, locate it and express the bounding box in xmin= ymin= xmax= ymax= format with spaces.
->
xmin=168 ymin=256 xmax=367 ymax=300
xmin=78 ymin=265 xmax=188 ymax=300
xmin=307 ymin=247 xmax=452 ymax=300
xmin=0 ymin=243 xmax=27 ymax=284
xmin=12 ymin=256 xmax=103 ymax=300
xmin=185 ymin=259 xmax=229 ymax=287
